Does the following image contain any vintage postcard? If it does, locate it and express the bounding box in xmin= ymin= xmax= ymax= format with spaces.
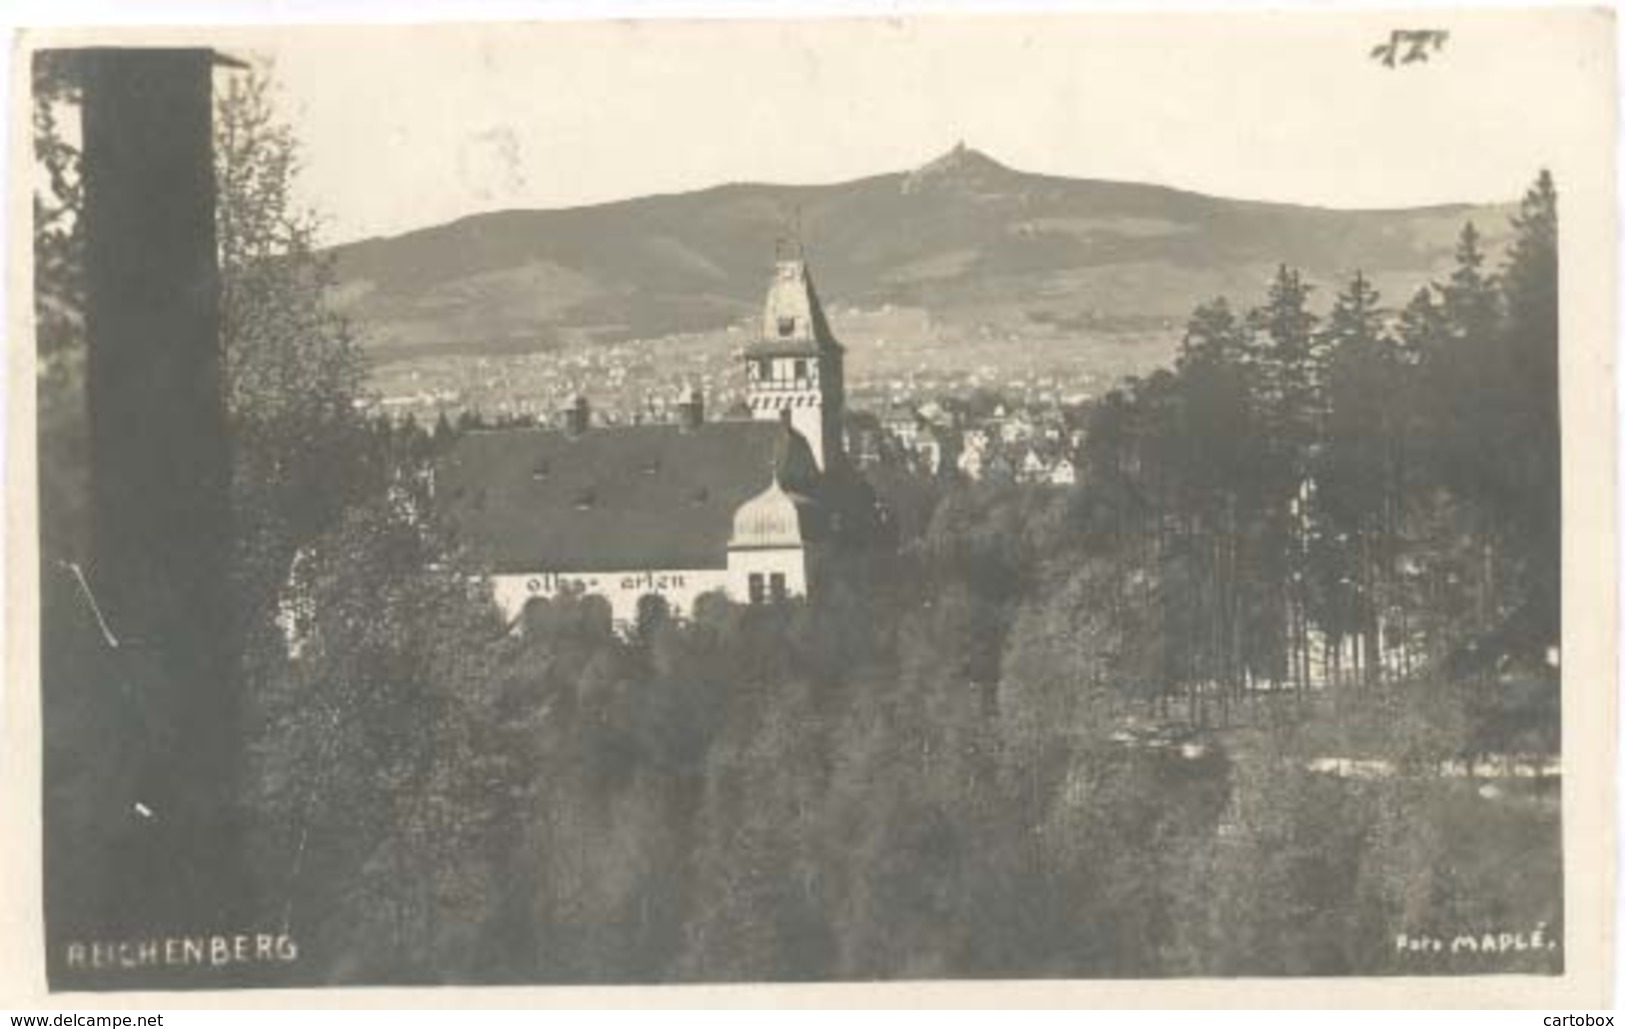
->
xmin=2 ymin=6 xmax=1616 ymax=1008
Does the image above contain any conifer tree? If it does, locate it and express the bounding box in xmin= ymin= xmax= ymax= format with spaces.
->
xmin=1174 ymin=298 xmax=1256 ymax=711
xmin=1316 ymin=271 xmax=1392 ymax=685
xmin=1496 ymin=171 xmax=1561 ymax=659
xmin=1247 ymin=266 xmax=1321 ymax=693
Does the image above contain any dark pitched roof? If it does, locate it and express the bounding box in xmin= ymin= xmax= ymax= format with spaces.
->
xmin=436 ymin=419 xmax=820 ymax=573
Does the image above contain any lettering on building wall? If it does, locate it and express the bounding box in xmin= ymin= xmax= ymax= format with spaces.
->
xmin=524 ymin=572 xmax=690 ymax=595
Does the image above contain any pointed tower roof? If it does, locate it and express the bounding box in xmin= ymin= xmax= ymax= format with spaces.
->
xmin=748 ymin=250 xmax=842 ymax=359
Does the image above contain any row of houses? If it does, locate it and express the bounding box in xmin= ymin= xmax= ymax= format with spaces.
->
xmin=845 ymin=401 xmax=1085 ymax=487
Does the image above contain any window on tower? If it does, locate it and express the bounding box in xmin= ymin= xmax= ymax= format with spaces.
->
xmin=748 ymin=573 xmax=766 ymax=605
xmin=778 ymin=316 xmax=796 ymax=337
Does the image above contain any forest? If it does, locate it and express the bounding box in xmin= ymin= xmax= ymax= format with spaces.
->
xmin=34 ymin=69 xmax=1562 ymax=983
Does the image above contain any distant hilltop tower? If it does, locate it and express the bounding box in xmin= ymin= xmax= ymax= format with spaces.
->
xmin=745 ymin=243 xmax=846 ymax=472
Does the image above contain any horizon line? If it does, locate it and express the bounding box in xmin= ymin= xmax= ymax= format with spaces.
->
xmin=317 ymin=142 xmax=1525 ymax=250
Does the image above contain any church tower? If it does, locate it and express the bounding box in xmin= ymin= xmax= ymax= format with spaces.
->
xmin=745 ymin=246 xmax=846 ymax=472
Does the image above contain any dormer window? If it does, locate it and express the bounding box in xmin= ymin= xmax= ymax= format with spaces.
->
xmin=777 ymin=316 xmax=796 ymax=338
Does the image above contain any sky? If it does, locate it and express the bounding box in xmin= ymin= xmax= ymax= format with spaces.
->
xmin=212 ymin=11 xmax=1611 ymax=244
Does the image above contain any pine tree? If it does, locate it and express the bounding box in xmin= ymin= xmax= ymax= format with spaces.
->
xmin=1496 ymin=171 xmax=1560 ymax=661
xmin=1174 ymin=298 xmax=1256 ymax=714
xmin=1247 ymin=266 xmax=1322 ymax=693
xmin=1381 ymin=286 xmax=1451 ymax=678
xmin=1316 ymin=272 xmax=1395 ymax=686
xmin=1250 ymin=265 xmax=1324 ymax=465
xmin=1432 ymin=221 xmax=1510 ymax=526
xmin=1440 ymin=222 xmax=1502 ymax=345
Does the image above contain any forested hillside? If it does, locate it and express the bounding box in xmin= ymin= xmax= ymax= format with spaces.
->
xmin=323 ymin=142 xmax=1512 ymax=359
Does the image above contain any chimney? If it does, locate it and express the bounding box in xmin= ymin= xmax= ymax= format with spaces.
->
xmin=677 ymin=386 xmax=704 ymax=430
xmin=563 ymin=395 xmax=590 ymax=436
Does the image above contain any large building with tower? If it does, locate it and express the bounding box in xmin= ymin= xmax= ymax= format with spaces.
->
xmin=436 ymin=251 xmax=877 ymax=629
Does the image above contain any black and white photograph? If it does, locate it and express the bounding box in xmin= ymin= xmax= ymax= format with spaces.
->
xmin=7 ymin=8 xmax=1617 ymax=1005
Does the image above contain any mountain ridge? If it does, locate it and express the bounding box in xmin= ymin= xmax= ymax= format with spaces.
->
xmin=325 ymin=145 xmax=1515 ymax=360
